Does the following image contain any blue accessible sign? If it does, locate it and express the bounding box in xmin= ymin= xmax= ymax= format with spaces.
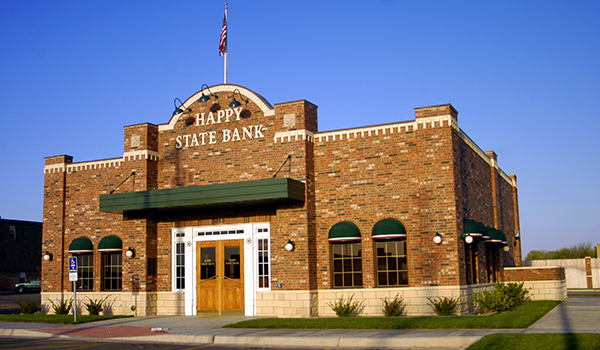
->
xmin=69 ymin=257 xmax=77 ymax=273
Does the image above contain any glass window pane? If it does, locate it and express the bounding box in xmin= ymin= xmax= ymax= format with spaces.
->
xmin=354 ymin=272 xmax=362 ymax=286
xmin=334 ymin=273 xmax=343 ymax=287
xmin=200 ymin=247 xmax=216 ymax=280
xmin=388 ymin=257 xmax=397 ymax=270
xmin=343 ymin=273 xmax=352 ymax=286
xmin=224 ymin=246 xmax=241 ymax=279
xmin=378 ymin=272 xmax=387 ymax=286
xmin=353 ymin=258 xmax=362 ymax=271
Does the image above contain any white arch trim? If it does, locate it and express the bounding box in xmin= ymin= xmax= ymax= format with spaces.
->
xmin=159 ymin=84 xmax=275 ymax=131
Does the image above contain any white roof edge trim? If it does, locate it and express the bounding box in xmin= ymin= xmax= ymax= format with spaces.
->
xmin=159 ymin=85 xmax=275 ymax=131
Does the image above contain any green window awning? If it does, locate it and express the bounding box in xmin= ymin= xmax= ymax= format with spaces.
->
xmin=69 ymin=237 xmax=93 ymax=254
xmin=99 ymin=177 xmax=305 ymax=213
xmin=485 ymin=227 xmax=505 ymax=244
xmin=372 ymin=218 xmax=407 ymax=240
xmin=464 ymin=218 xmax=485 ymax=238
xmin=328 ymin=221 xmax=361 ymax=243
xmin=98 ymin=235 xmax=122 ymax=252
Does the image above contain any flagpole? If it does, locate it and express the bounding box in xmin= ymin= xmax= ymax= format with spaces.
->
xmin=223 ymin=3 xmax=228 ymax=84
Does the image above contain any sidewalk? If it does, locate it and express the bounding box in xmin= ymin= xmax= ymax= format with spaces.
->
xmin=1 ymin=297 xmax=599 ymax=349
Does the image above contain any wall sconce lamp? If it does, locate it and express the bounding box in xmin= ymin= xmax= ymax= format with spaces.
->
xmin=126 ymin=247 xmax=136 ymax=258
xmin=285 ymin=240 xmax=295 ymax=252
xmin=43 ymin=251 xmax=53 ymax=261
xmin=197 ymin=84 xmax=219 ymax=103
xmin=503 ymin=245 xmax=510 ymax=252
xmin=228 ymin=89 xmax=249 ymax=108
xmin=460 ymin=233 xmax=474 ymax=244
xmin=172 ymin=98 xmax=192 ymax=116
xmin=433 ymin=232 xmax=442 ymax=245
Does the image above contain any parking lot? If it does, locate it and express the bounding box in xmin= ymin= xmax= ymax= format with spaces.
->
xmin=0 ymin=290 xmax=41 ymax=314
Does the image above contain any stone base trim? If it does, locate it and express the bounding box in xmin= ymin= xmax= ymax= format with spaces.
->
xmin=256 ymin=285 xmax=496 ymax=317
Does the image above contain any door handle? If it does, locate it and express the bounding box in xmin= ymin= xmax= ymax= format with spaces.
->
xmin=199 ymin=275 xmax=218 ymax=284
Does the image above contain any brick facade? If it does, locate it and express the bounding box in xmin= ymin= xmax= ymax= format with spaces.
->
xmin=42 ymin=84 xmax=523 ymax=316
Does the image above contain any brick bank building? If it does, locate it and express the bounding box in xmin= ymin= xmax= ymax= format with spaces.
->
xmin=42 ymin=84 xmax=528 ymax=317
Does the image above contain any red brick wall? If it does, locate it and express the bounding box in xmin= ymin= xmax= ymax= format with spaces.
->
xmin=42 ymin=87 xmax=521 ymax=296
xmin=503 ymin=267 xmax=565 ymax=282
xmin=314 ymin=105 xmax=459 ymax=288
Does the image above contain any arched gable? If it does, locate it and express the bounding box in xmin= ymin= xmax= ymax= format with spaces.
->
xmin=160 ymin=84 xmax=274 ymax=131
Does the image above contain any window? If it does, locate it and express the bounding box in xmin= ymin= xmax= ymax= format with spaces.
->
xmin=76 ymin=254 xmax=94 ymax=291
xmin=174 ymin=242 xmax=185 ymax=290
xmin=8 ymin=225 xmax=15 ymax=239
xmin=102 ymin=253 xmax=122 ymax=291
xmin=331 ymin=243 xmax=362 ymax=288
xmin=257 ymin=238 xmax=270 ymax=288
xmin=375 ymin=240 xmax=408 ymax=287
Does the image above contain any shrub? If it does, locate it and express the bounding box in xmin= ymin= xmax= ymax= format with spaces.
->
xmin=427 ymin=296 xmax=459 ymax=316
xmin=382 ymin=293 xmax=405 ymax=316
xmin=327 ymin=294 xmax=361 ymax=317
xmin=47 ymin=296 xmax=73 ymax=315
xmin=469 ymin=282 xmax=530 ymax=315
xmin=83 ymin=295 xmax=110 ymax=316
xmin=15 ymin=299 xmax=40 ymax=314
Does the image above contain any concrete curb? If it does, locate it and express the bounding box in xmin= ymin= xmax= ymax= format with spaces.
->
xmin=0 ymin=329 xmax=56 ymax=338
xmin=0 ymin=328 xmax=484 ymax=349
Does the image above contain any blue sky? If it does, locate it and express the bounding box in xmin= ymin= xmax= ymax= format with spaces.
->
xmin=1 ymin=0 xmax=598 ymax=257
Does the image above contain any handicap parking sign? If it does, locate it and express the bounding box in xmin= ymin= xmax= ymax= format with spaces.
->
xmin=69 ymin=257 xmax=77 ymax=273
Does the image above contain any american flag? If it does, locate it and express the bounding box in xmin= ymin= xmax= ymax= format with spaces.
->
xmin=219 ymin=7 xmax=227 ymax=56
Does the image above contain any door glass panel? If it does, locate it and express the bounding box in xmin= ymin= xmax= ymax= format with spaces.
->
xmin=200 ymin=247 xmax=216 ymax=280
xmin=224 ymin=246 xmax=241 ymax=279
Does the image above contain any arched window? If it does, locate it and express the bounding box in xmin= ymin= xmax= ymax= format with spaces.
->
xmin=98 ymin=235 xmax=122 ymax=291
xmin=329 ymin=221 xmax=362 ymax=288
xmin=69 ymin=237 xmax=94 ymax=291
xmin=372 ymin=218 xmax=408 ymax=287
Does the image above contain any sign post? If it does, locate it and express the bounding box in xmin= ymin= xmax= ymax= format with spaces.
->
xmin=69 ymin=257 xmax=77 ymax=322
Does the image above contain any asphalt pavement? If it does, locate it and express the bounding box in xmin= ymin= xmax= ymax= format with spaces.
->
xmin=0 ymin=296 xmax=599 ymax=349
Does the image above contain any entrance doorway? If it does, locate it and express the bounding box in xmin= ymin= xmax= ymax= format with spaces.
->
xmin=196 ymin=240 xmax=244 ymax=314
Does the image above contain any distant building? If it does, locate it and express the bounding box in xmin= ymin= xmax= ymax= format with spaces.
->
xmin=0 ymin=218 xmax=42 ymax=289
xmin=42 ymin=84 xmax=524 ymax=316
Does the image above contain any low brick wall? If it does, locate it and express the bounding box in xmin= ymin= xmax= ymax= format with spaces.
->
xmin=503 ymin=266 xmax=565 ymax=281
xmin=503 ymin=266 xmax=567 ymax=301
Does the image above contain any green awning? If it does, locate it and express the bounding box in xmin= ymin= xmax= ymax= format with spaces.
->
xmin=485 ymin=227 xmax=504 ymax=244
xmin=372 ymin=218 xmax=407 ymax=240
xmin=99 ymin=177 xmax=305 ymax=213
xmin=69 ymin=237 xmax=93 ymax=254
xmin=498 ymin=230 xmax=508 ymax=245
xmin=98 ymin=235 xmax=122 ymax=252
xmin=464 ymin=219 xmax=485 ymax=238
xmin=328 ymin=221 xmax=361 ymax=243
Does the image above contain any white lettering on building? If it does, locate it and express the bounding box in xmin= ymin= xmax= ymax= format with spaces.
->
xmin=176 ymin=107 xmax=265 ymax=149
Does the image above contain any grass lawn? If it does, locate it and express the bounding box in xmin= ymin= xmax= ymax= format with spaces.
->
xmin=0 ymin=314 xmax=132 ymax=324
xmin=468 ymin=334 xmax=600 ymax=350
xmin=225 ymin=300 xmax=560 ymax=329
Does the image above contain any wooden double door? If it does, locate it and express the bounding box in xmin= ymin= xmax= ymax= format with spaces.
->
xmin=196 ymin=240 xmax=244 ymax=314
